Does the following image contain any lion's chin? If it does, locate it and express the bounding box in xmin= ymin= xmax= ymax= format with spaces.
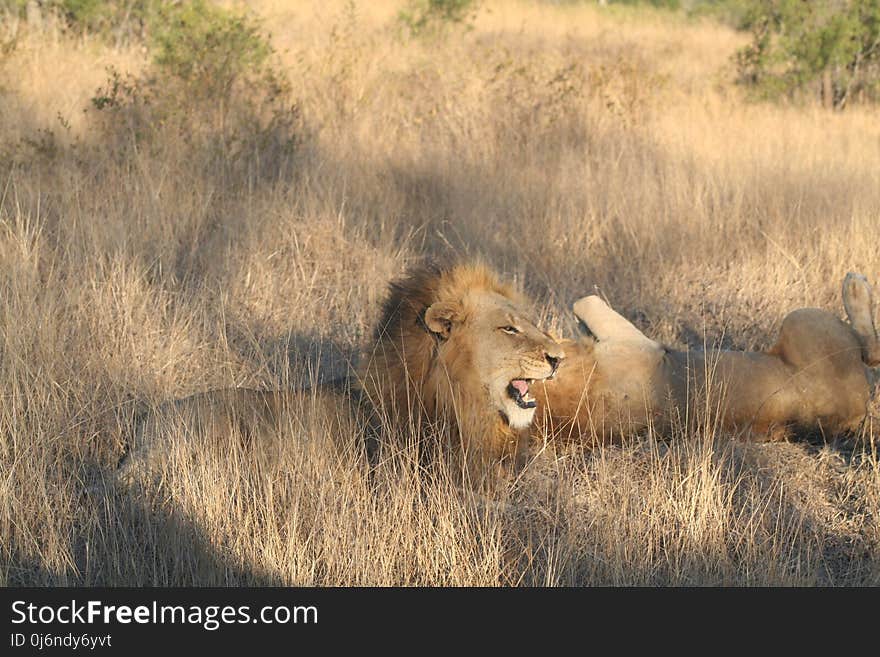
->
xmin=496 ymin=377 xmax=543 ymax=429
xmin=500 ymin=400 xmax=536 ymax=430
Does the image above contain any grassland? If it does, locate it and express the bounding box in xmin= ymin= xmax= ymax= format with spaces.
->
xmin=1 ymin=0 xmax=879 ymax=586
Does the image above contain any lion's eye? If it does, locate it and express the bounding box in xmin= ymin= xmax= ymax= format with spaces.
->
xmin=500 ymin=326 xmax=520 ymax=335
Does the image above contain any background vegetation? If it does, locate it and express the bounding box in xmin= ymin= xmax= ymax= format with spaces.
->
xmin=1 ymin=0 xmax=878 ymax=585
xmin=735 ymin=0 xmax=880 ymax=108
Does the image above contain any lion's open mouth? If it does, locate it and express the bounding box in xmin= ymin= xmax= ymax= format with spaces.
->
xmin=507 ymin=379 xmax=536 ymax=409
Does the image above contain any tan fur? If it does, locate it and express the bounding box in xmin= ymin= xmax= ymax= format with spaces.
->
xmin=123 ymin=264 xmax=564 ymax=481
xmin=357 ymin=263 xmax=564 ymax=476
xmin=535 ymin=275 xmax=879 ymax=444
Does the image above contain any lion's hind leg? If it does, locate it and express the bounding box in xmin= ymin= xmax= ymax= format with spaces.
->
xmin=571 ymin=296 xmax=665 ymax=423
xmin=572 ymin=295 xmax=661 ymax=349
xmin=843 ymin=272 xmax=880 ymax=366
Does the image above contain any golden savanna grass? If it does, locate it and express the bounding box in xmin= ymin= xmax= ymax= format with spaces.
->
xmin=1 ymin=0 xmax=879 ymax=586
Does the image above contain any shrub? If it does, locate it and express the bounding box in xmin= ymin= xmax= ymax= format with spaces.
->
xmin=735 ymin=0 xmax=880 ymax=109
xmin=685 ymin=0 xmax=755 ymax=26
xmin=151 ymin=1 xmax=272 ymax=100
xmin=0 ymin=1 xmax=160 ymax=43
xmin=398 ymin=0 xmax=481 ymax=37
xmin=89 ymin=0 xmax=300 ymax=178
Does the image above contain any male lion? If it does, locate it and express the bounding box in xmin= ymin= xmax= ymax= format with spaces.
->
xmin=534 ymin=273 xmax=880 ymax=444
xmin=358 ymin=263 xmax=563 ymax=474
xmin=121 ymin=263 xmax=564 ymax=481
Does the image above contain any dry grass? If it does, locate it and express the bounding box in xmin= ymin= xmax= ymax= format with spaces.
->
xmin=1 ymin=0 xmax=879 ymax=586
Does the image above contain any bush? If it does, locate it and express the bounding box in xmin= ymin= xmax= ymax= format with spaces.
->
xmin=89 ymin=0 xmax=300 ymax=177
xmin=0 ymin=1 xmax=160 ymax=43
xmin=55 ymin=0 xmax=148 ymax=32
xmin=151 ymin=1 xmax=272 ymax=100
xmin=398 ymin=0 xmax=481 ymax=37
xmin=684 ymin=1 xmax=755 ymax=26
xmin=735 ymin=0 xmax=880 ymax=108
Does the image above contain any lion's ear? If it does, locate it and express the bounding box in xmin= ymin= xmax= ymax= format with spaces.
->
xmin=424 ymin=301 xmax=461 ymax=339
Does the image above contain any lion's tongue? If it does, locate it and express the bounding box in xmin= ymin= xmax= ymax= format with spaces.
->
xmin=511 ymin=379 xmax=529 ymax=396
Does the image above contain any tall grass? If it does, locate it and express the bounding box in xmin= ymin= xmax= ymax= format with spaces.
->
xmin=1 ymin=0 xmax=878 ymax=586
